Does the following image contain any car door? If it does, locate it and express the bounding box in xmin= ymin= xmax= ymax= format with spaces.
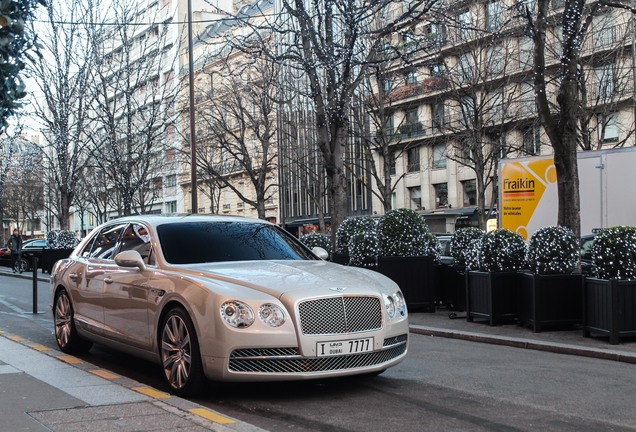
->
xmin=71 ymin=222 xmax=128 ymax=334
xmin=101 ymin=223 xmax=154 ymax=349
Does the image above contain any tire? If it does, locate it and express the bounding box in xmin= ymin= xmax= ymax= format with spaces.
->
xmin=160 ymin=307 xmax=205 ymax=397
xmin=53 ymin=289 xmax=93 ymax=354
xmin=17 ymin=257 xmax=29 ymax=273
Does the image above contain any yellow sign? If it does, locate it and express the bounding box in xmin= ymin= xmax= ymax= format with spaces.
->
xmin=500 ymin=157 xmax=558 ymax=239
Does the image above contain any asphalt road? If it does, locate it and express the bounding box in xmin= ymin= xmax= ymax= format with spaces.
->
xmin=1 ymin=275 xmax=635 ymax=432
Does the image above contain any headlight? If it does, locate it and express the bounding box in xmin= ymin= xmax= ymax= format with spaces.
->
xmin=258 ymin=303 xmax=286 ymax=327
xmin=385 ymin=291 xmax=408 ymax=320
xmin=220 ymin=301 xmax=254 ymax=328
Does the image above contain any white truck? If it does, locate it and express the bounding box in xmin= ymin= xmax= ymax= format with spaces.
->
xmin=498 ymin=146 xmax=636 ymax=239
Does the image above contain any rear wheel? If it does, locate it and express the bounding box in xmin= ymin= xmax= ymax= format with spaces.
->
xmin=160 ymin=307 xmax=205 ymax=397
xmin=53 ymin=289 xmax=92 ymax=354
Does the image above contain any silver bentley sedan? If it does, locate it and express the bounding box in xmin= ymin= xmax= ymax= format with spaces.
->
xmin=51 ymin=215 xmax=409 ymax=396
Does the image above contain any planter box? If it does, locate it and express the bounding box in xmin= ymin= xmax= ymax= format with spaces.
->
xmin=330 ymin=252 xmax=350 ymax=265
xmin=583 ymin=278 xmax=636 ymax=345
xmin=466 ymin=271 xmax=519 ymax=326
xmin=41 ymin=249 xmax=74 ymax=274
xmin=376 ymin=256 xmax=436 ymax=312
xmin=437 ymin=264 xmax=466 ymax=311
xmin=518 ymin=273 xmax=583 ymax=332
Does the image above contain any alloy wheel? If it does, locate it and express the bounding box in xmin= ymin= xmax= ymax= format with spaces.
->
xmin=54 ymin=292 xmax=73 ymax=348
xmin=161 ymin=314 xmax=192 ymax=391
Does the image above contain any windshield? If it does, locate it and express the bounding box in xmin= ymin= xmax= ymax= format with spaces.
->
xmin=157 ymin=221 xmax=317 ymax=264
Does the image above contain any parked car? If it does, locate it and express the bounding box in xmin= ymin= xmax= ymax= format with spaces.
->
xmin=51 ymin=215 xmax=409 ymax=396
xmin=20 ymin=238 xmax=48 ymax=271
xmin=580 ymin=234 xmax=595 ymax=276
xmin=436 ymin=235 xmax=454 ymax=265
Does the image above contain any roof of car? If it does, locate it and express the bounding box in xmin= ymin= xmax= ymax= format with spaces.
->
xmin=102 ymin=214 xmax=271 ymax=227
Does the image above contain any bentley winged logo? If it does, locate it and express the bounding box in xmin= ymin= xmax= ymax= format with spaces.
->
xmin=330 ymin=287 xmax=346 ymax=292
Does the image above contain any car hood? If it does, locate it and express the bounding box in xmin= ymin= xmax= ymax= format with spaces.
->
xmin=177 ymin=260 xmax=398 ymax=299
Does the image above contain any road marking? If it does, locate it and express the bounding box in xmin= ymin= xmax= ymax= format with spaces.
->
xmin=58 ymin=355 xmax=82 ymax=364
xmin=132 ymin=386 xmax=171 ymax=399
xmin=7 ymin=335 xmax=25 ymax=342
xmin=28 ymin=343 xmax=50 ymax=352
xmin=188 ymin=408 xmax=236 ymax=425
xmin=90 ymin=369 xmax=120 ymax=380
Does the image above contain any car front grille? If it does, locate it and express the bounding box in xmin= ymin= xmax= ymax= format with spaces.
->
xmin=297 ymin=296 xmax=383 ymax=335
xmin=228 ymin=334 xmax=408 ymax=374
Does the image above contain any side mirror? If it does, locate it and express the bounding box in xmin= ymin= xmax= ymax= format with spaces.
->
xmin=115 ymin=250 xmax=146 ymax=271
xmin=312 ymin=246 xmax=329 ymax=260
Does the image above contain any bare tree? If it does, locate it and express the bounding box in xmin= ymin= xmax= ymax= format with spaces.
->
xmin=88 ymin=0 xmax=178 ymax=216
xmin=350 ymin=62 xmax=421 ymax=213
xmin=523 ymin=0 xmax=636 ymax=238
xmin=230 ymin=0 xmax=440 ymax=243
xmin=193 ymin=55 xmax=278 ymax=219
xmin=1 ymin=133 xmax=43 ymax=237
xmin=29 ymin=0 xmax=97 ymax=230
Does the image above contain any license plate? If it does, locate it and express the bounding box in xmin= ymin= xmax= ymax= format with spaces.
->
xmin=316 ymin=337 xmax=374 ymax=357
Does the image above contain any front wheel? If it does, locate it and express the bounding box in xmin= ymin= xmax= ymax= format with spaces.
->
xmin=53 ymin=289 xmax=92 ymax=354
xmin=160 ymin=307 xmax=205 ymax=397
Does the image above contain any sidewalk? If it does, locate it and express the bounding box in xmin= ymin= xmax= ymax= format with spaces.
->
xmin=409 ymin=308 xmax=636 ymax=364
xmin=1 ymin=266 xmax=635 ymax=431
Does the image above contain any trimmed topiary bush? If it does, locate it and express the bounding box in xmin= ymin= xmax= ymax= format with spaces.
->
xmin=46 ymin=230 xmax=79 ymax=250
xmin=592 ymin=226 xmax=636 ymax=280
xmin=478 ymin=228 xmax=527 ymax=272
xmin=450 ymin=227 xmax=485 ymax=268
xmin=377 ymin=208 xmax=433 ymax=257
xmin=348 ymin=229 xmax=379 ymax=267
xmin=527 ymin=226 xmax=578 ymax=275
xmin=335 ymin=216 xmax=377 ymax=255
xmin=299 ymin=233 xmax=332 ymax=254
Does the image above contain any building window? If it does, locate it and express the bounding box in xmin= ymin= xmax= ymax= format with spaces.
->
xmin=408 ymin=186 xmax=422 ymax=210
xmin=486 ymin=1 xmax=502 ymax=31
xmin=594 ymin=64 xmax=615 ymax=100
xmin=456 ymin=10 xmax=471 ymax=41
xmin=460 ymin=96 xmax=475 ymax=127
xmin=598 ymin=112 xmax=618 ymax=143
xmin=434 ymin=183 xmax=448 ymax=208
xmin=432 ymin=102 xmax=445 ymax=130
xmin=433 ymin=143 xmax=447 ymax=169
xmin=382 ymin=77 xmax=393 ymax=92
xmin=522 ymin=126 xmax=541 ymax=155
xmin=431 ymin=63 xmax=444 ymax=77
xmin=458 ymin=52 xmax=473 ymax=84
xmin=487 ymin=44 xmax=504 ymax=75
xmin=165 ymin=174 xmax=177 ymax=188
xmin=407 ymin=146 xmax=420 ymax=172
xmin=165 ymin=200 xmax=177 ymax=213
xmin=518 ymin=36 xmax=533 ymax=70
xmin=404 ymin=70 xmax=418 ymax=85
xmin=388 ymin=151 xmax=396 ymax=176
xmin=462 ymin=179 xmax=477 ymax=206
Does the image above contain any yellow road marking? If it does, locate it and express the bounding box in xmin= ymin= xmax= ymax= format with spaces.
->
xmin=89 ymin=369 xmax=120 ymax=380
xmin=28 ymin=344 xmax=50 ymax=352
xmin=132 ymin=386 xmax=171 ymax=399
xmin=58 ymin=355 xmax=82 ymax=364
xmin=7 ymin=335 xmax=25 ymax=342
xmin=188 ymin=408 xmax=236 ymax=425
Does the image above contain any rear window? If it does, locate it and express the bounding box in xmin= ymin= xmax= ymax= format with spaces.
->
xmin=157 ymin=221 xmax=316 ymax=264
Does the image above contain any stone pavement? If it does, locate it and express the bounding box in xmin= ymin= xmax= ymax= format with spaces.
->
xmin=1 ymin=264 xmax=635 ymax=431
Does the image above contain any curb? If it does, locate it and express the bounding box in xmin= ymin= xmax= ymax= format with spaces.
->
xmin=0 ymin=331 xmax=267 ymax=432
xmin=410 ymin=325 xmax=636 ymax=365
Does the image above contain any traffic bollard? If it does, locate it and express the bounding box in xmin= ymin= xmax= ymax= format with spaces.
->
xmin=32 ymin=257 xmax=38 ymax=314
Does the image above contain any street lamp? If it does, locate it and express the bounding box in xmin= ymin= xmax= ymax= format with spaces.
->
xmin=187 ymin=0 xmax=197 ymax=213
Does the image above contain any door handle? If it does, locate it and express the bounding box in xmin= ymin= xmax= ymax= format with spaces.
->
xmin=104 ymin=277 xmax=113 ymax=284
xmin=69 ymin=273 xmax=78 ymax=281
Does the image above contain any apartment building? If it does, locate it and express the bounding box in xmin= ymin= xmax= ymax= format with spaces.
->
xmin=178 ymin=0 xmax=280 ymax=223
xmin=372 ymin=0 xmax=635 ymax=232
